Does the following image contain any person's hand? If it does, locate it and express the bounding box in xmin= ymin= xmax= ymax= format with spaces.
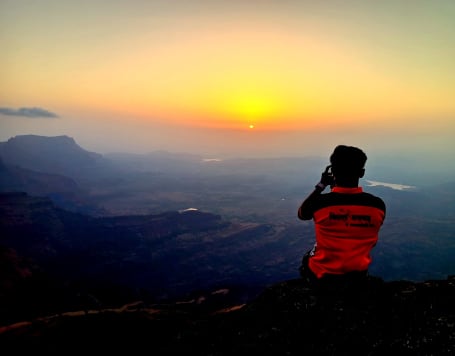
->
xmin=315 ymin=165 xmax=334 ymax=190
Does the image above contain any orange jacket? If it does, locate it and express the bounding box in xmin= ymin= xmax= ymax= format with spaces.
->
xmin=300 ymin=186 xmax=386 ymax=278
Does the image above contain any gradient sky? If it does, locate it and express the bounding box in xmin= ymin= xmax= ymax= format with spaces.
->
xmin=1 ymin=0 xmax=454 ymax=159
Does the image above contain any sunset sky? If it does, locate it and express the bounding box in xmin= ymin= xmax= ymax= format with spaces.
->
xmin=1 ymin=0 xmax=454 ymax=159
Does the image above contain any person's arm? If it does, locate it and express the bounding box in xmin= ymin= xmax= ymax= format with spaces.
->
xmin=297 ymin=165 xmax=333 ymax=220
xmin=297 ymin=185 xmax=324 ymax=220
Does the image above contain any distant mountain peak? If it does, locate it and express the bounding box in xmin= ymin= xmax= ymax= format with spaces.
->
xmin=0 ymin=134 xmax=113 ymax=180
xmin=7 ymin=134 xmax=80 ymax=150
xmin=10 ymin=134 xmax=74 ymax=141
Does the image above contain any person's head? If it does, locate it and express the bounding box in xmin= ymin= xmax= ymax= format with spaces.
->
xmin=330 ymin=145 xmax=367 ymax=187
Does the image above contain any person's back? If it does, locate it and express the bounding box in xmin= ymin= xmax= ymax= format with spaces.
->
xmin=297 ymin=145 xmax=386 ymax=292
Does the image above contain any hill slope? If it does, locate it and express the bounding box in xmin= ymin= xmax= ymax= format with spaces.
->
xmin=0 ymin=192 xmax=302 ymax=325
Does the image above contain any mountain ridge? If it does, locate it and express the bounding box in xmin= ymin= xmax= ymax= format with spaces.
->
xmin=0 ymin=192 xmax=287 ymax=325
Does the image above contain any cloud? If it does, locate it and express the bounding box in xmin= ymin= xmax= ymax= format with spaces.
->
xmin=0 ymin=107 xmax=59 ymax=118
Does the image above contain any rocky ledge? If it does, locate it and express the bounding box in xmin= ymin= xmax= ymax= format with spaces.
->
xmin=1 ymin=275 xmax=455 ymax=355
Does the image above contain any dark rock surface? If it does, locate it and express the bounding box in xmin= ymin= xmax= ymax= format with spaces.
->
xmin=1 ymin=276 xmax=454 ymax=355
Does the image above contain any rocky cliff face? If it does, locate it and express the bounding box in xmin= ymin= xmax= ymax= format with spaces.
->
xmin=1 ymin=276 xmax=454 ymax=355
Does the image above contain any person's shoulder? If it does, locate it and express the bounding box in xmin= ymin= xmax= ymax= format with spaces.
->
xmin=362 ymin=191 xmax=386 ymax=207
xmin=362 ymin=190 xmax=383 ymax=199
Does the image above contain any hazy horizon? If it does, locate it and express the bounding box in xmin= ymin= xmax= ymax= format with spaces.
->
xmin=1 ymin=1 xmax=454 ymax=161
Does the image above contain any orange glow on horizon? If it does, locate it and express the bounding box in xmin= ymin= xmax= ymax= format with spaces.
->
xmin=0 ymin=1 xmax=454 ymax=146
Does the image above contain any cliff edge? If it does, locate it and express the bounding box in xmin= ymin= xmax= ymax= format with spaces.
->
xmin=1 ymin=275 xmax=454 ymax=355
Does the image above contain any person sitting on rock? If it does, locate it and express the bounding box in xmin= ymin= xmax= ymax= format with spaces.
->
xmin=297 ymin=145 xmax=386 ymax=293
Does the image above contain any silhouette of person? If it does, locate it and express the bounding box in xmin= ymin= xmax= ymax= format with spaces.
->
xmin=297 ymin=145 xmax=386 ymax=292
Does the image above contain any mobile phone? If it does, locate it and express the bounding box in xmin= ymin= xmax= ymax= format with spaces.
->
xmin=324 ymin=165 xmax=334 ymax=185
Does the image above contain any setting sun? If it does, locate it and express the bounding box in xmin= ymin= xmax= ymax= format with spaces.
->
xmin=1 ymin=1 xmax=454 ymax=158
xmin=232 ymin=96 xmax=270 ymax=120
xmin=220 ymin=89 xmax=286 ymax=129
